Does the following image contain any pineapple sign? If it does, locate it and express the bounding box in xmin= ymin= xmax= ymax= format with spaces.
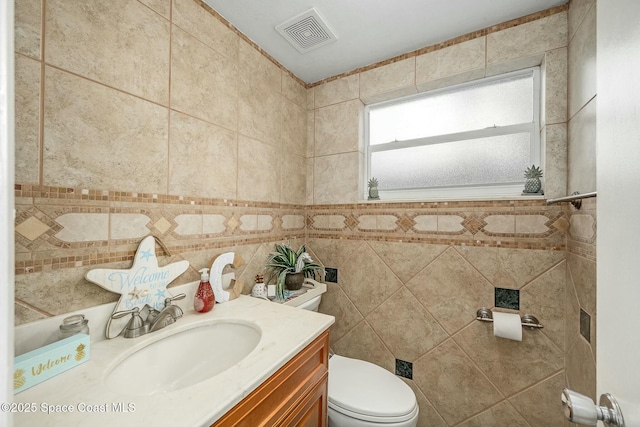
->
xmin=13 ymin=334 xmax=90 ymax=394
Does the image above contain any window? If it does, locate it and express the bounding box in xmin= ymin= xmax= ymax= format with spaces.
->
xmin=365 ymin=67 xmax=541 ymax=200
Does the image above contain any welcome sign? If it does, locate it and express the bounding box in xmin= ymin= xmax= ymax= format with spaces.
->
xmin=14 ymin=334 xmax=90 ymax=394
xmin=85 ymin=236 xmax=189 ymax=338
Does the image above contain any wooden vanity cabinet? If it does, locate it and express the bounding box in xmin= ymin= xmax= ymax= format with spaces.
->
xmin=212 ymin=330 xmax=329 ymax=427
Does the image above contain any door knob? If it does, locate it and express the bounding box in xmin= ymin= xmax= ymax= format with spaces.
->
xmin=562 ymin=388 xmax=625 ymax=427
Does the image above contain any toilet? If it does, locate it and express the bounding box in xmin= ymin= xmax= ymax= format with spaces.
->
xmin=298 ymin=295 xmax=419 ymax=427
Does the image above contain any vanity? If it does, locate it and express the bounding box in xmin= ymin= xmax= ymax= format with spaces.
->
xmin=13 ymin=291 xmax=334 ymax=427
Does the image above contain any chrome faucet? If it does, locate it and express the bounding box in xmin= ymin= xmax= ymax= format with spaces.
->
xmin=110 ymin=294 xmax=186 ymax=338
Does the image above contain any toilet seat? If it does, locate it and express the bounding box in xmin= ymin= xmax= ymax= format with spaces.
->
xmin=328 ymin=355 xmax=418 ymax=423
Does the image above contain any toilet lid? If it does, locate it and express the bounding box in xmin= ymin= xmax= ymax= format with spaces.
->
xmin=328 ymin=355 xmax=417 ymax=421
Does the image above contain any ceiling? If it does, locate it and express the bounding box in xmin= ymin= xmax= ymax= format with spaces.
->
xmin=203 ymin=0 xmax=568 ymax=85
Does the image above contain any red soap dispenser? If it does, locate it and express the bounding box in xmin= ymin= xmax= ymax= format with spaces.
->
xmin=195 ymin=267 xmax=215 ymax=313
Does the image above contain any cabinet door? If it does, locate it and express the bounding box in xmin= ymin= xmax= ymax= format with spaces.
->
xmin=281 ymin=374 xmax=328 ymax=427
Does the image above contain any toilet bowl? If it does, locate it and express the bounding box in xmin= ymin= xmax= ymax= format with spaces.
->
xmin=299 ymin=295 xmax=419 ymax=427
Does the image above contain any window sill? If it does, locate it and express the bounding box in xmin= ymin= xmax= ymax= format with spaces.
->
xmin=360 ymin=194 xmax=546 ymax=204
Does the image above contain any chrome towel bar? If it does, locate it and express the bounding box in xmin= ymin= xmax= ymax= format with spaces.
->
xmin=546 ymin=191 xmax=597 ymax=210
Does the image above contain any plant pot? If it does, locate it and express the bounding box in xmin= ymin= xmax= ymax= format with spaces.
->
xmin=285 ymin=272 xmax=305 ymax=290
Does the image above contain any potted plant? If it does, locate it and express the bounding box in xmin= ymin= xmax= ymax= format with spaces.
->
xmin=265 ymin=242 xmax=323 ymax=300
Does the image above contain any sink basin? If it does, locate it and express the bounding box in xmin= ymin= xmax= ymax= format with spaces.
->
xmin=105 ymin=321 xmax=261 ymax=396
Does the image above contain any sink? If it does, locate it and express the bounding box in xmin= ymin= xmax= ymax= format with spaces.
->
xmin=105 ymin=321 xmax=261 ymax=396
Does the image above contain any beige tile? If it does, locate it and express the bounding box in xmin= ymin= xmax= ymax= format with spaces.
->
xmin=313 ymin=152 xmax=362 ymax=204
xmin=15 ymin=267 xmax=120 ymax=316
xmin=357 ymin=215 xmax=376 ymax=230
xmin=110 ymin=213 xmax=151 ymax=239
xmin=203 ymin=214 xmax=227 ymax=235
xmin=569 ymin=0 xmax=596 ymax=40
xmin=437 ymin=215 xmax=464 ymax=233
xmin=485 ymin=53 xmax=545 ymax=78
xmin=15 ymin=217 xmax=50 ymax=241
xmin=568 ymin=4 xmax=596 ymax=118
xmin=407 ymin=248 xmax=493 ymax=334
xmin=56 ymin=213 xmax=109 ymax=243
xmin=416 ymin=37 xmax=486 ymax=90
xmin=332 ymin=321 xmax=395 ymax=373
xmin=239 ymin=40 xmax=281 ymax=92
xmin=306 ymin=110 xmax=315 ymax=159
xmin=282 ymin=73 xmax=307 ymax=108
xmin=521 ymin=261 xmax=566 ymax=350
xmin=457 ymin=246 xmax=565 ymax=289
xmin=568 ymin=98 xmax=596 ymax=193
xmin=45 ymin=0 xmax=170 ymax=104
xmin=318 ymin=282 xmax=364 ymax=344
xmin=516 ymin=214 xmax=550 ymax=234
xmin=172 ymin=0 xmax=238 ymax=61
xmin=569 ymin=212 xmax=596 ymax=242
xmin=542 ymin=124 xmax=568 ymax=199
xmin=417 ymin=68 xmax=486 ymax=94
xmin=339 ymin=242 xmax=403 ymax=317
xmin=282 ymin=99 xmax=307 ymax=157
xmin=484 ymin=214 xmax=515 ymax=234
xmin=565 ymin=267 xmax=582 ymax=354
xmin=174 ymin=214 xmax=203 ymax=236
xmin=43 ymin=67 xmax=168 ymax=192
xmin=237 ymin=136 xmax=280 ymax=203
xmin=169 ymin=111 xmax=237 ymax=200
xmin=565 ymin=336 xmax=596 ymax=399
xmin=306 ymin=238 xmax=365 ymax=270
xmin=239 ymin=215 xmax=257 ymax=232
xmin=314 ymin=74 xmax=359 ymax=108
xmin=171 ymin=27 xmax=238 ymax=131
xmin=360 ymin=58 xmax=417 ymax=104
xmin=457 ymin=401 xmax=529 ymax=427
xmin=413 ymin=215 xmax=438 ymax=232
xmin=403 ymin=380 xmax=448 ymax=427
xmin=413 ymin=339 xmax=503 ymax=426
xmin=138 ymin=0 xmax=171 ymax=19
xmin=567 ymin=253 xmax=596 ymax=315
xmin=543 ymin=48 xmax=568 ymax=125
xmin=454 ymin=321 xmax=564 ymax=396
xmin=306 ymin=161 xmax=314 ymax=205
xmin=487 ymin=12 xmax=568 ymax=66
xmin=238 ymin=75 xmax=282 ymax=147
xmin=368 ymin=241 xmax=447 ymax=284
xmin=15 ymin=302 xmax=48 ymax=326
xmin=509 ymin=371 xmax=566 ymax=427
xmin=376 ymin=215 xmax=398 ymax=231
xmin=315 ymin=99 xmax=363 ymax=156
xmin=310 ymin=214 xmax=346 ymax=230
xmin=15 ymin=0 xmax=41 ymax=58
xmin=15 ymin=55 xmax=40 ymax=183
xmin=281 ymin=215 xmax=304 ymax=230
xmin=280 ymin=153 xmax=307 ymax=205
xmin=367 ymin=287 xmax=448 ymax=361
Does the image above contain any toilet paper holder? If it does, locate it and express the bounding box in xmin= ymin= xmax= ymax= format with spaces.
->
xmin=476 ymin=307 xmax=544 ymax=329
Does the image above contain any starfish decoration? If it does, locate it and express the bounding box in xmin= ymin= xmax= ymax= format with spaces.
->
xmin=85 ymin=236 xmax=189 ymax=338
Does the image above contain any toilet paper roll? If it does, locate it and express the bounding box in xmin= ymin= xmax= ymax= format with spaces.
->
xmin=493 ymin=311 xmax=522 ymax=341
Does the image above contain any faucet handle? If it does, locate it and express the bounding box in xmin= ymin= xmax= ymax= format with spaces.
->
xmin=111 ymin=307 xmax=140 ymax=319
xmin=164 ymin=293 xmax=186 ymax=307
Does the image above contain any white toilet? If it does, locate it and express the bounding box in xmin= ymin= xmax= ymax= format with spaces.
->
xmin=298 ymin=295 xmax=419 ymax=427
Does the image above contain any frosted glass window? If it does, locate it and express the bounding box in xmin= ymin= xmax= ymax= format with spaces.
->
xmin=366 ymin=67 xmax=540 ymax=199
xmin=371 ymin=133 xmax=530 ymax=190
xmin=369 ymin=73 xmax=533 ymax=145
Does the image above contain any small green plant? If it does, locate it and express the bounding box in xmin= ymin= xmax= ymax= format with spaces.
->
xmin=368 ymin=177 xmax=380 ymax=200
xmin=265 ymin=242 xmax=323 ymax=298
xmin=368 ymin=177 xmax=379 ymax=188
xmin=523 ymin=165 xmax=543 ymax=193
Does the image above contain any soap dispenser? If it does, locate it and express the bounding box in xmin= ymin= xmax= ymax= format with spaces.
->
xmin=195 ymin=268 xmax=215 ymax=313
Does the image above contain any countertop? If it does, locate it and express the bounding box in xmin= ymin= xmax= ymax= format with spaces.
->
xmin=13 ymin=295 xmax=334 ymax=427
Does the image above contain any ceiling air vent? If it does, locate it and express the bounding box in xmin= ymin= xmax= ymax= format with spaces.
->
xmin=276 ymin=8 xmax=337 ymax=54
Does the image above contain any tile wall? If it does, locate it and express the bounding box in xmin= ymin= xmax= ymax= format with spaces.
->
xmin=565 ymin=0 xmax=598 ymax=406
xmin=13 ymin=1 xmax=589 ymax=426
xmin=14 ymin=0 xmax=308 ymax=321
xmin=306 ymin=6 xmax=573 ymax=427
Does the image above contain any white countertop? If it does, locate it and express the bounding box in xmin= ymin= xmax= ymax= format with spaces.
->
xmin=13 ymin=295 xmax=334 ymax=427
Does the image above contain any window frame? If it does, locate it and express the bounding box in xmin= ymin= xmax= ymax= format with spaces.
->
xmin=364 ymin=67 xmax=542 ymax=201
